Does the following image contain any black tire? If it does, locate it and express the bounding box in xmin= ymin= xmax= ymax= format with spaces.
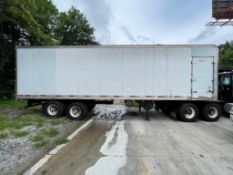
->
xmin=67 ymin=102 xmax=88 ymax=120
xmin=179 ymin=103 xmax=198 ymax=122
xmin=202 ymin=103 xmax=221 ymax=122
xmin=87 ymin=103 xmax=96 ymax=112
xmin=125 ymin=100 xmax=134 ymax=107
xmin=43 ymin=101 xmax=65 ymax=118
xmin=162 ymin=108 xmax=170 ymax=116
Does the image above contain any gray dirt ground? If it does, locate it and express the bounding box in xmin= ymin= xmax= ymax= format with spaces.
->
xmin=0 ymin=121 xmax=86 ymax=175
xmin=33 ymin=107 xmax=233 ymax=175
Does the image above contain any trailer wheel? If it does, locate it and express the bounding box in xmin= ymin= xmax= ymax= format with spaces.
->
xmin=87 ymin=103 xmax=96 ymax=112
xmin=67 ymin=102 xmax=88 ymax=120
xmin=125 ymin=100 xmax=134 ymax=107
xmin=43 ymin=101 xmax=65 ymax=118
xmin=202 ymin=104 xmax=221 ymax=122
xmin=179 ymin=103 xmax=198 ymax=122
xmin=162 ymin=108 xmax=170 ymax=116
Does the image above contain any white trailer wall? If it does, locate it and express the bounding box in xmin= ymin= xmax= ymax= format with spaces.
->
xmin=16 ymin=45 xmax=218 ymax=100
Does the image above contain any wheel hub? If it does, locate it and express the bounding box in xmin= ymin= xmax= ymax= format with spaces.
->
xmin=47 ymin=104 xmax=58 ymax=116
xmin=184 ymin=107 xmax=195 ymax=119
xmin=208 ymin=107 xmax=218 ymax=119
xmin=70 ymin=106 xmax=81 ymax=118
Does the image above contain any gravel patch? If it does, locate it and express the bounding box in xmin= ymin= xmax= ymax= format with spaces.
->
xmin=0 ymin=122 xmax=74 ymax=175
xmin=94 ymin=105 xmax=127 ymax=121
xmin=3 ymin=109 xmax=26 ymax=118
xmin=0 ymin=137 xmax=37 ymax=175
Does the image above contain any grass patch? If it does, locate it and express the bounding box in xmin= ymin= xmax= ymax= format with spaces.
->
xmin=32 ymin=134 xmax=44 ymax=142
xmin=0 ymin=100 xmax=70 ymax=133
xmin=32 ymin=134 xmax=47 ymax=149
xmin=0 ymin=132 xmax=8 ymax=139
xmin=0 ymin=115 xmax=37 ymax=131
xmin=55 ymin=137 xmax=69 ymax=145
xmin=34 ymin=139 xmax=49 ymax=149
xmin=36 ymin=123 xmax=44 ymax=128
xmin=0 ymin=100 xmax=26 ymax=109
xmin=13 ymin=130 xmax=29 ymax=138
xmin=0 ymin=100 xmax=73 ymax=149
xmin=43 ymin=128 xmax=59 ymax=137
xmin=50 ymin=118 xmax=70 ymax=126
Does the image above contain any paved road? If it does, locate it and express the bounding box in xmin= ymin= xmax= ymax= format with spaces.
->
xmin=34 ymin=108 xmax=233 ymax=175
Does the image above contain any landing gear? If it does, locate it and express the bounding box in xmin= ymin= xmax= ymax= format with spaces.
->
xmin=139 ymin=103 xmax=141 ymax=113
xmin=140 ymin=101 xmax=154 ymax=121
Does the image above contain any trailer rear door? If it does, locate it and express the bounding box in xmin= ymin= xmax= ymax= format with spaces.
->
xmin=192 ymin=57 xmax=214 ymax=99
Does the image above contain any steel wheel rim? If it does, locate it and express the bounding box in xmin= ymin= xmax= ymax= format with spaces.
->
xmin=70 ymin=106 xmax=82 ymax=118
xmin=184 ymin=107 xmax=195 ymax=119
xmin=208 ymin=107 xmax=218 ymax=119
xmin=47 ymin=104 xmax=59 ymax=116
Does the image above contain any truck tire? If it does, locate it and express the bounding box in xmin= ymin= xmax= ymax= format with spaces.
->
xmin=87 ymin=103 xmax=96 ymax=112
xmin=43 ymin=101 xmax=65 ymax=118
xmin=162 ymin=108 xmax=170 ymax=116
xmin=202 ymin=103 xmax=221 ymax=122
xmin=179 ymin=103 xmax=198 ymax=122
xmin=125 ymin=100 xmax=134 ymax=107
xmin=67 ymin=102 xmax=88 ymax=120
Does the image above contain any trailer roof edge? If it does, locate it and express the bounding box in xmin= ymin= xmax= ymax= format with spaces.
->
xmin=16 ymin=44 xmax=218 ymax=49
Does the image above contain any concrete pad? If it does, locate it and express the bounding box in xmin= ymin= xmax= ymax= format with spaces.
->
xmin=33 ymin=110 xmax=233 ymax=175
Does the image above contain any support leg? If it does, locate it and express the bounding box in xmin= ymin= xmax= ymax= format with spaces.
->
xmin=140 ymin=101 xmax=154 ymax=121
xmin=146 ymin=110 xmax=150 ymax=121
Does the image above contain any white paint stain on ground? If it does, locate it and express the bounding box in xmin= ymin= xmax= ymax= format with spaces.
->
xmin=100 ymin=121 xmax=128 ymax=156
xmin=85 ymin=121 xmax=128 ymax=175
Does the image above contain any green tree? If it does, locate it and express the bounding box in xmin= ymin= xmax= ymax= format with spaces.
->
xmin=0 ymin=0 xmax=54 ymax=98
xmin=0 ymin=1 xmax=98 ymax=98
xmin=219 ymin=41 xmax=233 ymax=69
xmin=55 ymin=7 xmax=98 ymax=45
xmin=27 ymin=0 xmax=59 ymax=44
xmin=0 ymin=0 xmax=53 ymax=67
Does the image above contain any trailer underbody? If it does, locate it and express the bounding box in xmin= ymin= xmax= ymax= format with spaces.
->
xmin=24 ymin=99 xmax=224 ymax=122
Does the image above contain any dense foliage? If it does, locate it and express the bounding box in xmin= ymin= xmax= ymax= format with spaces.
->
xmin=219 ymin=41 xmax=233 ymax=69
xmin=0 ymin=0 xmax=98 ymax=99
xmin=55 ymin=7 xmax=98 ymax=45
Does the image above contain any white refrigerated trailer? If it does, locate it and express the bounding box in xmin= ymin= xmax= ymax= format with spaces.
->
xmin=16 ymin=45 xmax=222 ymax=122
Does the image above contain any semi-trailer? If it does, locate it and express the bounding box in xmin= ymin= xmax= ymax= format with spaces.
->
xmin=16 ymin=45 xmax=225 ymax=122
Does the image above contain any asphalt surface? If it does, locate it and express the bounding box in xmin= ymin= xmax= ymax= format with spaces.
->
xmin=34 ymin=109 xmax=233 ymax=175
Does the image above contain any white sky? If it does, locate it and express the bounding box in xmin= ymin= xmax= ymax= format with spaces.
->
xmin=53 ymin=0 xmax=233 ymax=45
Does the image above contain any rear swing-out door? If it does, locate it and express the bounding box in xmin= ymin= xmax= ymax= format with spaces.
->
xmin=191 ymin=57 xmax=214 ymax=99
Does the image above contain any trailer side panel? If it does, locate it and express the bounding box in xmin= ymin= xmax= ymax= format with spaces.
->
xmin=16 ymin=45 xmax=218 ymax=101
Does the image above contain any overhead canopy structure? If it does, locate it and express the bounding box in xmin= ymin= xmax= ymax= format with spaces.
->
xmin=207 ymin=0 xmax=233 ymax=26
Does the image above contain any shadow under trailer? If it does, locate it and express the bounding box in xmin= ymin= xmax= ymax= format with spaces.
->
xmin=16 ymin=45 xmax=231 ymax=122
